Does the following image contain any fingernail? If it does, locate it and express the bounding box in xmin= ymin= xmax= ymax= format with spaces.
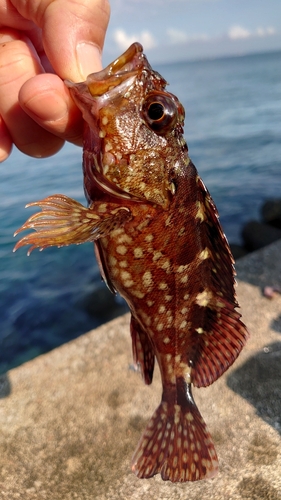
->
xmin=76 ymin=42 xmax=102 ymax=80
xmin=0 ymin=32 xmax=18 ymax=44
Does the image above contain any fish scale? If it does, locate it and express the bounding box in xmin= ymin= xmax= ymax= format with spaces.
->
xmin=14 ymin=42 xmax=249 ymax=482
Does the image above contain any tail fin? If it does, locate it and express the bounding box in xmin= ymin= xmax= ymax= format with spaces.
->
xmin=131 ymin=399 xmax=218 ymax=482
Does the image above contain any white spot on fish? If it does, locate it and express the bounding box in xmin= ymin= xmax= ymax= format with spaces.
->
xmin=165 ymin=214 xmax=173 ymax=227
xmin=166 ymin=316 xmax=173 ymax=326
xmin=153 ymin=251 xmax=162 ymax=261
xmin=161 ymin=260 xmax=171 ymax=272
xmin=137 ymin=219 xmax=150 ymax=231
xmin=131 ymin=290 xmax=145 ymax=299
xmin=195 ymin=201 xmax=205 ymax=222
xmin=199 ymin=247 xmax=211 ymax=261
xmin=216 ymin=299 xmax=225 ymax=308
xmin=120 ymin=270 xmax=132 ymax=281
xmin=98 ymin=203 xmax=108 ymax=213
xmin=165 ymin=294 xmax=173 ymax=302
xmin=134 ymin=247 xmax=144 ymax=258
xmin=119 ymin=260 xmax=128 ymax=268
xmin=101 ymin=116 xmax=109 ymax=126
xmin=196 ymin=289 xmax=213 ymax=307
xmin=108 ymin=255 xmax=117 ymax=266
xmin=116 ymin=245 xmax=127 ymax=255
xmin=145 ymin=234 xmax=154 ymax=242
xmin=177 ymin=265 xmax=189 ymax=273
xmin=111 ymin=228 xmax=124 ymax=236
xmin=117 ymin=233 xmax=132 ymax=244
xmin=140 ymin=311 xmax=151 ymax=326
xmin=123 ymin=280 xmax=134 ymax=288
xmin=186 ymin=412 xmax=194 ymax=422
xmin=142 ymin=271 xmax=153 ymax=289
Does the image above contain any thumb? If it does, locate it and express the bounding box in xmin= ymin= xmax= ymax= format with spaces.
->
xmin=16 ymin=0 xmax=110 ymax=81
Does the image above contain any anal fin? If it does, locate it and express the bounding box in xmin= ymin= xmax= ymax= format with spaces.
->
xmin=130 ymin=315 xmax=155 ymax=385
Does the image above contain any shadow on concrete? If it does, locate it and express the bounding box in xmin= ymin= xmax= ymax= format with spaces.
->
xmin=227 ymin=341 xmax=281 ymax=435
xmin=271 ymin=314 xmax=281 ymax=333
xmin=0 ymin=373 xmax=12 ymax=398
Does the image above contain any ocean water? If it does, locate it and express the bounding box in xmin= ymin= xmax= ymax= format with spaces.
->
xmin=1 ymin=50 xmax=281 ymax=374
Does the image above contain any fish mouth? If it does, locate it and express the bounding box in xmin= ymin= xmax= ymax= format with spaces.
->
xmin=66 ymin=42 xmax=155 ymax=98
xmin=85 ymin=42 xmax=148 ymax=96
xmin=64 ymin=42 xmax=152 ymax=105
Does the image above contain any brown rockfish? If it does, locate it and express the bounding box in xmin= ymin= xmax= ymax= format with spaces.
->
xmin=14 ymin=43 xmax=249 ymax=482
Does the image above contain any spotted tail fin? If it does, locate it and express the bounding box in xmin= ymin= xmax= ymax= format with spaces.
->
xmin=131 ymin=395 xmax=218 ymax=482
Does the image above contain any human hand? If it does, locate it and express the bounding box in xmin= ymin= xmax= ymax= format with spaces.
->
xmin=0 ymin=0 xmax=110 ymax=161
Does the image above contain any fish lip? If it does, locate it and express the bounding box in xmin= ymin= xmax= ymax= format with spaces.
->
xmin=95 ymin=42 xmax=145 ymax=78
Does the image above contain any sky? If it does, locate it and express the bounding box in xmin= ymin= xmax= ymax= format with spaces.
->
xmin=103 ymin=0 xmax=281 ymax=64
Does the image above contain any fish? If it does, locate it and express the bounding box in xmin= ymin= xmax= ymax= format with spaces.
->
xmin=14 ymin=42 xmax=249 ymax=482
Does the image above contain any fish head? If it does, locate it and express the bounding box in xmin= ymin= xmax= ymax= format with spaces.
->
xmin=66 ymin=43 xmax=187 ymax=208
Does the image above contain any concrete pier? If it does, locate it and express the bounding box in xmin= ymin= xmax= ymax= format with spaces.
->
xmin=1 ymin=241 xmax=281 ymax=499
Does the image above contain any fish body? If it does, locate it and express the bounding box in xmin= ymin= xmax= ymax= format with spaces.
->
xmin=14 ymin=43 xmax=249 ymax=482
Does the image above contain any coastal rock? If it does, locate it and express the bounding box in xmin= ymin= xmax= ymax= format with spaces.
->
xmin=242 ymin=220 xmax=281 ymax=251
xmin=78 ymin=285 xmax=129 ymax=321
xmin=261 ymin=199 xmax=281 ymax=228
xmin=229 ymin=243 xmax=248 ymax=260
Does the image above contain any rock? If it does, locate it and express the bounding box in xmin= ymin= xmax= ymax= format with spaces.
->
xmin=78 ymin=284 xmax=129 ymax=321
xmin=261 ymin=199 xmax=281 ymax=228
xmin=229 ymin=243 xmax=248 ymax=260
xmin=241 ymin=220 xmax=281 ymax=251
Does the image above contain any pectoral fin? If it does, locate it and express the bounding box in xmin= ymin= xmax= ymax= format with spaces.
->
xmin=14 ymin=194 xmax=132 ymax=255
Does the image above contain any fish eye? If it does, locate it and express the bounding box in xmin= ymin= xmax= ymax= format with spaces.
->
xmin=147 ymin=102 xmax=165 ymax=121
xmin=142 ymin=93 xmax=178 ymax=135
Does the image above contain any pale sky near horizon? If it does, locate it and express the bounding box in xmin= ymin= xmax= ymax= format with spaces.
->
xmin=103 ymin=0 xmax=281 ymax=64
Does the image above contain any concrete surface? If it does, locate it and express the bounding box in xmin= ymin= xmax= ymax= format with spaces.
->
xmin=1 ymin=240 xmax=281 ymax=499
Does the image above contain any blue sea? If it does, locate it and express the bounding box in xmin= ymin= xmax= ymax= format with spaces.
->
xmin=1 ymin=50 xmax=281 ymax=374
